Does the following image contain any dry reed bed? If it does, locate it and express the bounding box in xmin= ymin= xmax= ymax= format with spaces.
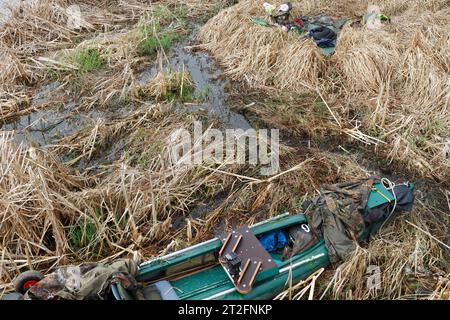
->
xmin=0 ymin=89 xmax=32 ymax=121
xmin=1 ymin=0 xmax=448 ymax=301
xmin=0 ymin=0 xmax=156 ymax=119
xmin=0 ymin=0 xmax=201 ymax=116
xmin=46 ymin=31 xmax=142 ymax=109
xmin=0 ymin=1 xmax=244 ymax=292
xmin=0 ymin=0 xmax=128 ymax=87
xmin=272 ymin=191 xmax=450 ymax=300
xmin=0 ymin=99 xmax=374 ymax=294
xmin=3 ymin=119 xmax=447 ymax=299
xmin=320 ymin=202 xmax=450 ymax=300
xmin=0 ymin=105 xmax=220 ymax=290
xmin=198 ymin=0 xmax=450 ymax=182
xmin=0 ymin=0 xmax=231 ymax=119
xmin=0 ymin=132 xmax=86 ymax=286
xmin=135 ymin=70 xmax=194 ymax=100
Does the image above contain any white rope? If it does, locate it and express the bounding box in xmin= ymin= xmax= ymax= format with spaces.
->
xmin=381 ymin=177 xmax=397 ymax=214
xmin=378 ymin=177 xmax=409 ymax=232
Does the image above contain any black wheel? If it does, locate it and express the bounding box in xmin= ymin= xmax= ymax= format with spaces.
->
xmin=13 ymin=270 xmax=44 ymax=294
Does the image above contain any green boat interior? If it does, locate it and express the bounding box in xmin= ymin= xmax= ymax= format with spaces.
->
xmin=113 ymin=213 xmax=328 ymax=300
xmin=111 ymin=182 xmax=411 ymax=300
xmin=0 ymin=178 xmax=413 ymax=301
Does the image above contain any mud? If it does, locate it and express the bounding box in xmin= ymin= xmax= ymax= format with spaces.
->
xmin=2 ymin=25 xmax=252 ymax=157
xmin=137 ymin=25 xmax=252 ymax=130
xmin=1 ymin=82 xmax=133 ymax=148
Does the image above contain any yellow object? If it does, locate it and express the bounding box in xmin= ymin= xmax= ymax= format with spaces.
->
xmin=372 ymin=186 xmax=392 ymax=203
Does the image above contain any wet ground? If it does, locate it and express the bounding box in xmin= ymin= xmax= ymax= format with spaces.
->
xmin=137 ymin=26 xmax=252 ymax=130
xmin=1 ymin=25 xmax=252 ymax=150
xmin=1 ymin=21 xmax=445 ymax=215
xmin=0 ymin=82 xmax=133 ymax=147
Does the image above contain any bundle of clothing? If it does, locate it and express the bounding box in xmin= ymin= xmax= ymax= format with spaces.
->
xmin=305 ymin=177 xmax=414 ymax=263
xmin=22 ymin=260 xmax=142 ymax=300
xmin=257 ymin=177 xmax=414 ymax=263
xmin=259 ymin=224 xmax=320 ymax=261
xmin=257 ymin=3 xmax=348 ymax=54
xmin=301 ymin=14 xmax=348 ymax=49
xmin=263 ymin=2 xmax=293 ymax=27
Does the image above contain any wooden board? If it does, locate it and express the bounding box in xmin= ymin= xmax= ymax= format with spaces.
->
xmin=218 ymin=226 xmax=277 ymax=294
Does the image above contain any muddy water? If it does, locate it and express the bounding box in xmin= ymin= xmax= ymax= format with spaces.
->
xmin=2 ymin=82 xmax=94 ymax=146
xmin=2 ymin=25 xmax=251 ymax=149
xmin=1 ymin=85 xmax=138 ymax=151
xmin=137 ymin=27 xmax=252 ymax=130
xmin=2 ymin=105 xmax=88 ymax=146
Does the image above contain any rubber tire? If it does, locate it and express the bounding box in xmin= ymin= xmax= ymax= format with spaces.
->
xmin=13 ymin=270 xmax=44 ymax=294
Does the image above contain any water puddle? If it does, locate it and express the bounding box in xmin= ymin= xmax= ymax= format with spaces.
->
xmin=1 ymin=24 xmax=254 ymax=175
xmin=3 ymin=26 xmax=252 ymax=149
xmin=2 ymin=106 xmax=88 ymax=146
xmin=0 ymin=81 xmax=138 ymax=148
xmin=2 ymin=83 xmax=96 ymax=146
xmin=137 ymin=26 xmax=252 ymax=130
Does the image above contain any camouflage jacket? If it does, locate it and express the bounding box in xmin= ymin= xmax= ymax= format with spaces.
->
xmin=24 ymin=259 xmax=140 ymax=300
xmin=309 ymin=179 xmax=374 ymax=263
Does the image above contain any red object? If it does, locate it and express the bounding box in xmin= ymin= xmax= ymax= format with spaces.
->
xmin=23 ymin=280 xmax=38 ymax=290
xmin=293 ymin=18 xmax=304 ymax=27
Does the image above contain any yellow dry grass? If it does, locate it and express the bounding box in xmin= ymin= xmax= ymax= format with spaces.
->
xmin=0 ymin=0 xmax=448 ymax=301
xmin=320 ymin=204 xmax=449 ymax=300
xmin=198 ymin=0 xmax=450 ymax=182
xmin=136 ymin=69 xmax=194 ymax=100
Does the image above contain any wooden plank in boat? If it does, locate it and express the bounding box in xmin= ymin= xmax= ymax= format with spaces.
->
xmin=218 ymin=225 xmax=277 ymax=294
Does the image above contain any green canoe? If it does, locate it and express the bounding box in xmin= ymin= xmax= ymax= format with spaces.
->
xmin=113 ymin=185 xmax=408 ymax=300
xmin=133 ymin=213 xmax=329 ymax=300
xmin=112 ymin=182 xmax=411 ymax=300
